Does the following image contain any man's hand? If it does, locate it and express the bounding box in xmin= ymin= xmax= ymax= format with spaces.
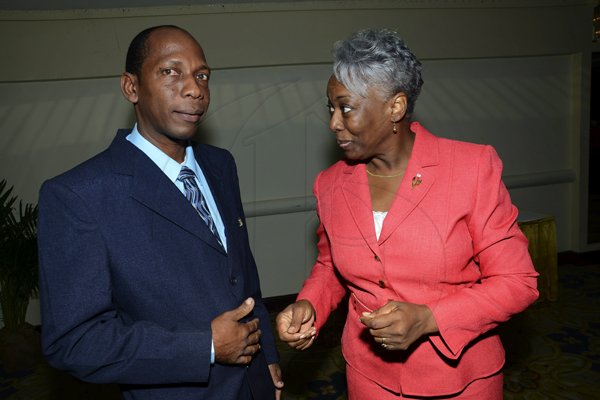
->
xmin=276 ymin=300 xmax=316 ymax=350
xmin=359 ymin=301 xmax=438 ymax=351
xmin=211 ymin=298 xmax=261 ymax=364
xmin=268 ymin=363 xmax=284 ymax=400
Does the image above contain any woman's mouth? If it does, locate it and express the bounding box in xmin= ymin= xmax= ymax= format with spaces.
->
xmin=337 ymin=139 xmax=352 ymax=150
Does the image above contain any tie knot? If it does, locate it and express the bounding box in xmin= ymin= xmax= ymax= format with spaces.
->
xmin=178 ymin=166 xmax=196 ymax=182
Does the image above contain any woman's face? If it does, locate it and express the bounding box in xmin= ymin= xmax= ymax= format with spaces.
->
xmin=326 ymin=75 xmax=397 ymax=161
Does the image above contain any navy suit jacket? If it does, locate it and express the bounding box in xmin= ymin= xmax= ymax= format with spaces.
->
xmin=38 ymin=130 xmax=277 ymax=400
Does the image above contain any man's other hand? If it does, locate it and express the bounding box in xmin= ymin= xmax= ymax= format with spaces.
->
xmin=211 ymin=297 xmax=261 ymax=364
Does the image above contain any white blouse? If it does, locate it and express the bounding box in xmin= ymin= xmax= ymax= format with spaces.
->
xmin=373 ymin=211 xmax=388 ymax=240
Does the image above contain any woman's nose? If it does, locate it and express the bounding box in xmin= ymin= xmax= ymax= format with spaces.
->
xmin=329 ymin=110 xmax=343 ymax=133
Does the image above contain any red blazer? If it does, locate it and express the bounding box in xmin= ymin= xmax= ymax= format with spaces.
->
xmin=297 ymin=122 xmax=539 ymax=397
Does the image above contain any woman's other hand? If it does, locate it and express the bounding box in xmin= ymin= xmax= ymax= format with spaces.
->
xmin=359 ymin=301 xmax=438 ymax=350
xmin=276 ymin=300 xmax=317 ymax=350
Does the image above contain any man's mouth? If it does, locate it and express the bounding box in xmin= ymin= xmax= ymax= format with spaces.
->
xmin=175 ymin=110 xmax=204 ymax=123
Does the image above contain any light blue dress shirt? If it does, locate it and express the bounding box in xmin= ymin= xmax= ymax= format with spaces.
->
xmin=126 ymin=124 xmax=225 ymax=363
xmin=126 ymin=125 xmax=227 ymax=251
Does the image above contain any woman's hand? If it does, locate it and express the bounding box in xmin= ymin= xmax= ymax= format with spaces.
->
xmin=359 ymin=301 xmax=438 ymax=350
xmin=276 ymin=300 xmax=317 ymax=350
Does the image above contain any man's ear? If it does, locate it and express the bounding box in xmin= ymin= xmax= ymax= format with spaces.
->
xmin=120 ymin=72 xmax=139 ymax=104
xmin=390 ymin=92 xmax=408 ymax=122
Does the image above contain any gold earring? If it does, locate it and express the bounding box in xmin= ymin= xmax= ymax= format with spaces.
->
xmin=393 ymin=122 xmax=397 ymax=134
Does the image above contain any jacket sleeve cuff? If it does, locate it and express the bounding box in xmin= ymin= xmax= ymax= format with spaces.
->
xmin=428 ymin=334 xmax=463 ymax=360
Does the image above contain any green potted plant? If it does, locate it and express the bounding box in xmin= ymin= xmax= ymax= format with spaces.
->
xmin=0 ymin=178 xmax=40 ymax=372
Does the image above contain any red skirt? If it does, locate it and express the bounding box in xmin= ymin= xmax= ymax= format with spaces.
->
xmin=346 ymin=362 xmax=503 ymax=399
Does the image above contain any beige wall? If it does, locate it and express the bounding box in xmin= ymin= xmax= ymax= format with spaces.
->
xmin=0 ymin=1 xmax=596 ymax=324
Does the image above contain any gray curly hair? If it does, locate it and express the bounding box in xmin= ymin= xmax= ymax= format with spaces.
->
xmin=332 ymin=28 xmax=424 ymax=116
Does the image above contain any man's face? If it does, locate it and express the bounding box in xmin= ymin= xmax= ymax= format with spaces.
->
xmin=131 ymin=28 xmax=211 ymax=148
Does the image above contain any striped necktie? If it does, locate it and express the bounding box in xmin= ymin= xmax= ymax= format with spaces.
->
xmin=177 ymin=166 xmax=223 ymax=248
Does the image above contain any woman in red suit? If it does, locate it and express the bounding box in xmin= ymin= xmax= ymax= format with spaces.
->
xmin=276 ymin=28 xmax=539 ymax=399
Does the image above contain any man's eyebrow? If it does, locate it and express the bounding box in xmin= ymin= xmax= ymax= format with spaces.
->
xmin=157 ymin=60 xmax=211 ymax=74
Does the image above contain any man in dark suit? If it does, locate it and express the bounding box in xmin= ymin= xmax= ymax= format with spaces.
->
xmin=37 ymin=25 xmax=283 ymax=400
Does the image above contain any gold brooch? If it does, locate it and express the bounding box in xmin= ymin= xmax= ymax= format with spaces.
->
xmin=411 ymin=173 xmax=422 ymax=189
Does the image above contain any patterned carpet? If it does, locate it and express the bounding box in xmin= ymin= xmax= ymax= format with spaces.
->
xmin=1 ymin=259 xmax=599 ymax=399
xmin=501 ymin=263 xmax=600 ymax=400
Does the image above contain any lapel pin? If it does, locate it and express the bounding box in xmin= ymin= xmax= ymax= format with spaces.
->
xmin=237 ymin=217 xmax=244 ymax=227
xmin=411 ymin=173 xmax=422 ymax=189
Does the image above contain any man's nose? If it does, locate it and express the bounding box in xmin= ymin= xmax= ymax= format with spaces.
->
xmin=182 ymin=76 xmax=204 ymax=99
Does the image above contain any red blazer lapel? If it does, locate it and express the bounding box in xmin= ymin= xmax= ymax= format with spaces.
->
xmin=340 ymin=163 xmax=381 ymax=257
xmin=378 ymin=123 xmax=440 ymax=245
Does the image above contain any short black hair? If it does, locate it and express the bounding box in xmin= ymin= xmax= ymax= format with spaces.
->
xmin=125 ymin=25 xmax=186 ymax=76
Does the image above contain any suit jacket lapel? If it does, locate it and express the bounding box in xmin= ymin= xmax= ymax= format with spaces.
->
xmin=110 ymin=131 xmax=225 ymax=253
xmin=341 ymin=163 xmax=381 ymax=257
xmin=378 ymin=124 xmax=439 ymax=245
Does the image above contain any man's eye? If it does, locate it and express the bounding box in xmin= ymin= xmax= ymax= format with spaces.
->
xmin=196 ymin=73 xmax=209 ymax=81
xmin=161 ymin=68 xmax=177 ymax=76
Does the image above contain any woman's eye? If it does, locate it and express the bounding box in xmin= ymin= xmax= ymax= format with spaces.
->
xmin=326 ymin=104 xmax=335 ymax=114
xmin=341 ymin=105 xmax=352 ymax=114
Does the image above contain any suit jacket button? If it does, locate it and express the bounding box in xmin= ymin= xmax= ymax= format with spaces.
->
xmin=230 ymin=277 xmax=237 ymax=285
xmin=378 ymin=280 xmax=386 ymax=288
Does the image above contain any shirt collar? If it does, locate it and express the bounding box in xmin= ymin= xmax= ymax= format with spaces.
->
xmin=127 ymin=124 xmax=198 ymax=183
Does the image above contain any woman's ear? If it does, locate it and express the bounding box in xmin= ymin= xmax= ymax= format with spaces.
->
xmin=390 ymin=92 xmax=408 ymax=122
xmin=120 ymin=72 xmax=139 ymax=104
